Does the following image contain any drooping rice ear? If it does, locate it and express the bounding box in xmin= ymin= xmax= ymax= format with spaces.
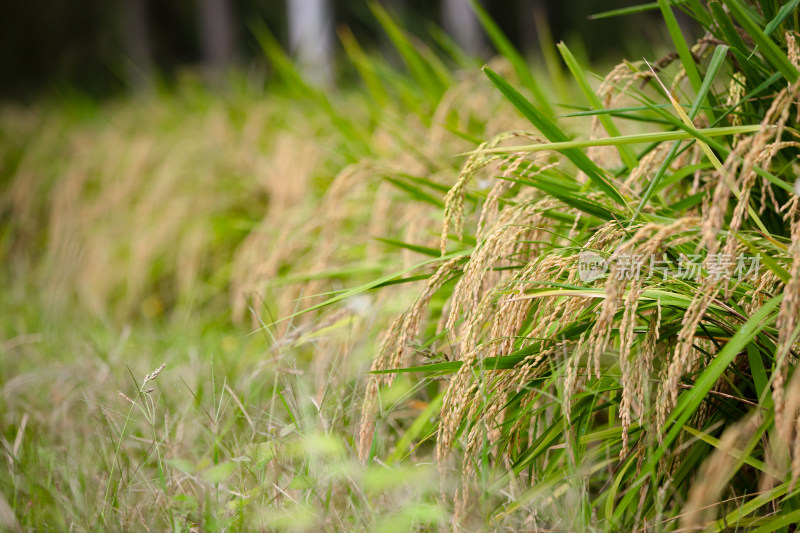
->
xmin=440 ymin=131 xmax=539 ymax=254
xmin=446 ymin=196 xmax=552 ymax=339
xmin=773 ymin=214 xmax=800 ymax=449
xmin=357 ymin=257 xmax=462 ymax=463
xmin=681 ymin=413 xmax=762 ymax=530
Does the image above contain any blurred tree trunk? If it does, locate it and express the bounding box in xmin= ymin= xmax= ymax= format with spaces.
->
xmin=121 ymin=0 xmax=153 ymax=90
xmin=199 ymin=0 xmax=235 ymax=77
xmin=519 ymin=0 xmax=547 ymax=53
xmin=287 ymin=0 xmax=334 ymax=87
xmin=442 ymin=0 xmax=484 ymax=56
xmin=378 ymin=0 xmax=405 ymax=60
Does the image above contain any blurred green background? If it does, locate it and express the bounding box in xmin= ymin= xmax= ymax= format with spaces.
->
xmin=1 ymin=0 xmax=667 ymax=100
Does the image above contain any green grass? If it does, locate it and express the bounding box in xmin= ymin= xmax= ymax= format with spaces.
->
xmin=0 ymin=284 xmax=445 ymax=531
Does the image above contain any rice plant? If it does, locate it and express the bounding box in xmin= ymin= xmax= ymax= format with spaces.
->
xmin=352 ymin=1 xmax=800 ymax=529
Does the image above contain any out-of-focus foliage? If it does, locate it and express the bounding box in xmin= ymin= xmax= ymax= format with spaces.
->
xmin=1 ymin=0 xmax=661 ymax=99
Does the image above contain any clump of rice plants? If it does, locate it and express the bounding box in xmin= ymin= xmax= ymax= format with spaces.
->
xmin=354 ymin=0 xmax=800 ymax=529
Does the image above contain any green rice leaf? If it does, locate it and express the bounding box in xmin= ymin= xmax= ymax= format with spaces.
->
xmin=764 ymin=0 xmax=800 ymax=36
xmin=468 ymin=0 xmax=552 ymax=115
xmin=557 ymin=42 xmax=638 ymax=170
xmin=722 ymin=0 xmax=799 ymax=82
xmin=657 ymin=0 xmax=704 ymax=94
xmin=482 ymin=66 xmax=626 ymax=208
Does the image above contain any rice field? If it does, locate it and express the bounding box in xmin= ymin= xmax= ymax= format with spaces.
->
xmin=3 ymin=1 xmax=800 ymax=531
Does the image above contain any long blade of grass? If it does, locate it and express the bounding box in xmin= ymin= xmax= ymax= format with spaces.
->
xmin=764 ymin=0 xmax=800 ymax=36
xmin=558 ymin=103 xmax=677 ymax=117
xmin=590 ymin=2 xmax=662 ymax=20
xmin=603 ymin=453 xmax=637 ymax=528
xmin=709 ymin=2 xmax=760 ymax=76
xmin=250 ymin=19 xmax=372 ymax=160
xmin=483 ymin=66 xmax=627 ymax=206
xmin=683 ymin=423 xmax=779 ymax=478
xmin=369 ymin=2 xmax=448 ymax=102
xmin=338 ymin=26 xmax=390 ymax=108
xmin=470 ymin=124 xmax=760 ymax=154
xmin=533 ymin=6 xmax=568 ymax=98
xmin=384 ymin=176 xmax=445 ymax=208
xmin=703 ymin=481 xmax=798 ymax=532
xmin=645 ymin=60 xmax=770 ymax=234
xmin=722 ymin=0 xmax=799 ymax=82
xmin=687 ymin=44 xmax=729 ymax=119
xmin=468 ymin=0 xmax=552 ymax=115
xmin=373 ymin=237 xmax=441 ymax=258
xmin=270 ymin=250 xmax=469 ymax=326
xmin=749 ymin=509 xmax=800 ymax=533
xmin=631 ymin=45 xmax=728 ymax=219
xmin=657 ymin=0 xmax=703 ymax=94
xmin=631 ymin=140 xmax=684 ymax=220
xmin=557 ymin=42 xmax=638 ymax=170
xmin=426 ymin=23 xmax=480 ymax=70
xmin=608 ymin=68 xmax=793 ymax=196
